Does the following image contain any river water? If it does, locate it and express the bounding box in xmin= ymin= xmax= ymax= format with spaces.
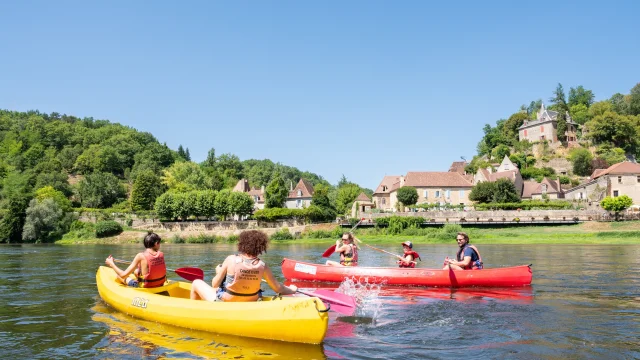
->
xmin=0 ymin=242 xmax=638 ymax=359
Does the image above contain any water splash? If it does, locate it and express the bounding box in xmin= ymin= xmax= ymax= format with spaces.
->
xmin=335 ymin=277 xmax=383 ymax=319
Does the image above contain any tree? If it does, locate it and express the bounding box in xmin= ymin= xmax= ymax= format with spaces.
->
xmin=601 ymin=195 xmax=633 ymax=220
xmin=596 ymin=146 xmax=626 ymax=166
xmin=396 ymin=186 xmax=418 ymax=206
xmin=265 ymin=173 xmax=288 ymax=208
xmin=0 ymin=194 xmax=30 ymax=243
xmin=335 ymin=183 xmax=361 ymax=215
xmin=311 ymin=183 xmax=337 ymax=220
xmin=491 ymin=144 xmax=511 ymax=161
xmin=568 ymin=85 xmax=595 ymax=108
xmin=502 ymin=112 xmax=528 ymax=143
xmin=184 ymin=148 xmax=191 ymax=161
xmin=76 ymin=172 xmax=127 ymax=208
xmin=131 ymin=170 xmax=165 ymax=211
xmin=569 ymin=104 xmax=589 ymax=125
xmin=586 ymin=111 xmax=638 ymax=151
xmin=609 ymin=93 xmax=629 ymax=115
xmin=22 ymin=198 xmax=72 ymax=243
xmin=204 ymin=148 xmax=216 ymax=168
xmin=161 ymin=161 xmax=208 ymax=192
xmin=549 ymin=83 xmax=569 ymax=142
xmin=35 ymin=186 xmax=72 ymax=213
xmin=569 ymin=148 xmax=593 ymax=176
xmin=492 ymin=178 xmax=520 ymax=203
xmin=34 ymin=171 xmax=73 ymax=197
xmin=177 ymin=145 xmax=187 ymax=160
xmin=228 ymin=191 xmax=254 ymax=217
xmin=469 ymin=182 xmax=496 ymax=203
xmin=629 ymin=83 xmax=640 ymax=116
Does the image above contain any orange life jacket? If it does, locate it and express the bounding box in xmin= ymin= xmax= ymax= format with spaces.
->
xmin=139 ymin=250 xmax=166 ymax=288
xmin=222 ymin=255 xmax=266 ymax=302
xmin=399 ymin=250 xmax=421 ymax=268
xmin=456 ymin=245 xmax=483 ymax=270
xmin=340 ymin=244 xmax=358 ymax=266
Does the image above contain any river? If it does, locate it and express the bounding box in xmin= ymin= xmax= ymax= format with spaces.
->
xmin=0 ymin=242 xmax=638 ymax=359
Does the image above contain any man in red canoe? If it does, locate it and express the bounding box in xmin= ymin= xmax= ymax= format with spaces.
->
xmin=443 ymin=232 xmax=483 ymax=270
xmin=326 ymin=233 xmax=358 ymax=266
xmin=397 ymin=241 xmax=421 ymax=268
xmin=105 ymin=231 xmax=167 ymax=288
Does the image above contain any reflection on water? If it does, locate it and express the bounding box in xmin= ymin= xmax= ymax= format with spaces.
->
xmin=0 ymin=243 xmax=639 ymax=359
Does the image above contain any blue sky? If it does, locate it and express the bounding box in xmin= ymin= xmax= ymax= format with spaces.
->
xmin=1 ymin=1 xmax=639 ymax=190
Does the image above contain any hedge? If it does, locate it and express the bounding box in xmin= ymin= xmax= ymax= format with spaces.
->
xmin=95 ymin=220 xmax=123 ymax=238
xmin=253 ymin=206 xmax=334 ymax=222
xmin=474 ymin=200 xmax=575 ymax=210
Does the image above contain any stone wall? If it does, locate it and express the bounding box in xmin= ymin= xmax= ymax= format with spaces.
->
xmin=367 ymin=209 xmax=604 ymax=222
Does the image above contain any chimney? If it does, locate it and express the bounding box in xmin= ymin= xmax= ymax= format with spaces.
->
xmin=261 ymin=185 xmax=265 ymax=194
xmin=400 ymin=175 xmax=405 ymax=187
xmin=290 ymin=180 xmax=293 ymax=191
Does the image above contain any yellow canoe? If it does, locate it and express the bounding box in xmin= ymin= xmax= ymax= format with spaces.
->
xmin=95 ymin=266 xmax=329 ymax=344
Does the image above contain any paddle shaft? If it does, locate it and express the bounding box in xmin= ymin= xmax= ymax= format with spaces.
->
xmin=323 ymin=219 xmax=364 ymax=257
xmin=113 ymin=258 xmax=179 ymax=272
xmin=353 ymin=237 xmax=417 ymax=264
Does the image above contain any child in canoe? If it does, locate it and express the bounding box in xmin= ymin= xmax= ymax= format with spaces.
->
xmin=105 ymin=231 xmax=167 ymax=288
xmin=190 ymin=230 xmax=297 ymax=302
xmin=397 ymin=241 xmax=421 ymax=268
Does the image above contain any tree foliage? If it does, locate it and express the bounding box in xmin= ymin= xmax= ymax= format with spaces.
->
xmin=469 ymin=179 xmax=520 ymax=204
xmin=396 ymin=186 xmax=419 ymax=206
xmin=601 ymin=195 xmax=633 ymax=220
xmin=77 ymin=172 xmax=127 ymax=208
xmin=265 ymin=173 xmax=288 ymax=208
xmin=22 ymin=198 xmax=73 ymax=243
xmin=569 ymin=148 xmax=594 ymax=176
xmin=131 ymin=170 xmax=165 ymax=211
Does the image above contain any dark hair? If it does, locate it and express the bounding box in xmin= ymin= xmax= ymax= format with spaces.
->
xmin=238 ymin=230 xmax=269 ymax=257
xmin=341 ymin=233 xmax=354 ymax=242
xmin=143 ymin=232 xmax=162 ymax=248
xmin=457 ymin=232 xmax=469 ymax=242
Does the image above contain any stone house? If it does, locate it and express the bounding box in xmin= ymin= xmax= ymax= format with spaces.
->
xmin=473 ymin=156 xmax=524 ymax=197
xmin=518 ymin=103 xmax=578 ymax=144
xmin=565 ymin=161 xmax=640 ymax=204
xmin=521 ymin=177 xmax=564 ymax=200
xmin=232 ymin=179 xmax=265 ymax=210
xmin=398 ymin=172 xmax=474 ymax=208
xmin=285 ymin=178 xmax=315 ymax=209
xmin=372 ymin=175 xmax=401 ymax=211
xmin=351 ymin=192 xmax=375 ymax=218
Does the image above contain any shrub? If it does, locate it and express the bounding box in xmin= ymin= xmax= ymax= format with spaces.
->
xmin=559 ymin=176 xmax=571 ymax=185
xmin=270 ymin=227 xmax=295 ymax=240
xmin=95 ymin=220 xmax=123 ymax=238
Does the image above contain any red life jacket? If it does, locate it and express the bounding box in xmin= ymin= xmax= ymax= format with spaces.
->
xmin=340 ymin=244 xmax=358 ymax=266
xmin=456 ymin=245 xmax=483 ymax=270
xmin=399 ymin=250 xmax=421 ymax=268
xmin=222 ymin=255 xmax=266 ymax=302
xmin=139 ymin=250 xmax=166 ymax=288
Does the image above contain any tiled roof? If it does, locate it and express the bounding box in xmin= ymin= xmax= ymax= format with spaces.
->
xmin=590 ymin=169 xmax=606 ymax=179
xmin=448 ymin=161 xmax=467 ymax=174
xmin=592 ymin=161 xmax=640 ymax=179
xmin=287 ymin=178 xmax=314 ymax=199
xmin=521 ymin=181 xmax=539 ymax=199
xmin=373 ymin=175 xmax=402 ymax=195
xmin=523 ymin=177 xmax=563 ymax=197
xmin=491 ymin=170 xmax=518 ymax=181
xmin=404 ymin=172 xmax=473 ymax=188
xmin=355 ymin=192 xmax=371 ymax=202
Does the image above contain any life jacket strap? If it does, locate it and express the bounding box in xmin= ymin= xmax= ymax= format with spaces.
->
xmin=140 ymin=275 xmax=166 ymax=283
xmin=224 ymin=288 xmax=262 ymax=297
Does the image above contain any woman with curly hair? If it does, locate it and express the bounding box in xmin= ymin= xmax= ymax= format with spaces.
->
xmin=190 ymin=230 xmax=297 ymax=302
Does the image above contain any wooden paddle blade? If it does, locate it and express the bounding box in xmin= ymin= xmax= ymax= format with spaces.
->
xmin=322 ymin=245 xmax=337 ymax=258
xmin=175 ymin=267 xmax=204 ymax=281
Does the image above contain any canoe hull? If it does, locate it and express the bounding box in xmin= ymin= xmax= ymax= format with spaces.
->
xmin=281 ymin=258 xmax=532 ymax=287
xmin=96 ymin=266 xmax=329 ymax=344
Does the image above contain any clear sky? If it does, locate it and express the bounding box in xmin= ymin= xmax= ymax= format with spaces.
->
xmin=1 ymin=1 xmax=639 ymax=190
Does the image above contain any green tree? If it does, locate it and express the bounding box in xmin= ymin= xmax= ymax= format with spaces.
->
xmin=216 ymin=153 xmax=244 ymax=180
xmin=396 ymin=186 xmax=419 ymax=206
xmin=35 ymin=186 xmax=72 ymax=212
xmin=0 ymin=194 xmax=30 ymax=243
xmin=502 ymin=112 xmax=529 ymax=143
xmin=469 ymin=181 xmax=496 ymax=203
xmin=601 ymin=195 xmax=633 ymax=220
xmin=214 ymin=189 xmax=232 ymax=220
xmin=228 ymin=191 xmax=255 ymax=217
xmin=161 ymin=161 xmax=208 ymax=192
xmin=204 ymin=148 xmax=216 ymax=168
xmin=311 ymin=183 xmax=336 ymax=220
xmin=629 ymin=83 xmax=640 ymax=116
xmin=549 ymin=83 xmax=569 ymax=142
xmin=569 ymin=103 xmax=589 ymax=125
xmin=491 ymin=144 xmax=511 ymax=161
xmin=596 ymin=146 xmax=626 ymax=166
xmin=609 ymin=93 xmax=629 ymax=115
xmin=569 ymin=148 xmax=594 ymax=176
xmin=586 ymin=111 xmax=638 ymax=151
xmin=588 ymin=101 xmax=613 ymax=119
xmin=22 ymin=198 xmax=72 ymax=243
xmin=76 ymin=172 xmax=127 ymax=208
xmin=568 ymin=85 xmax=595 ymax=108
xmin=335 ymin=183 xmax=361 ymax=215
xmin=131 ymin=170 xmax=165 ymax=211
xmin=492 ymin=178 xmax=521 ymax=203
xmin=265 ymin=173 xmax=288 ymax=208
xmin=34 ymin=171 xmax=73 ymax=197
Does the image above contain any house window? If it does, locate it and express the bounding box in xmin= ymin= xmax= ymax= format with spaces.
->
xmin=618 ymin=176 xmax=622 ymax=184
xmin=524 ymin=130 xmax=528 ymax=137
xmin=297 ymin=190 xmax=303 ymax=197
xmin=382 ymin=198 xmax=386 ymax=205
xmin=296 ymin=199 xmax=302 ymax=207
xmin=459 ymin=190 xmax=464 ymax=198
xmin=613 ymin=190 xmax=619 ymax=197
xmin=445 ymin=190 xmax=450 ymax=199
xmin=637 ymin=175 xmax=640 ymax=183
xmin=423 ymin=190 xmax=428 ymax=198
xmin=382 ymin=185 xmax=387 ymax=192
xmin=540 ymin=126 xmax=544 ymax=132
xmin=435 ymin=190 xmax=440 ymax=198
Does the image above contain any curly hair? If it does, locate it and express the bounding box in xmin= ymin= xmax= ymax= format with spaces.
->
xmin=237 ymin=230 xmax=269 ymax=257
xmin=457 ymin=232 xmax=470 ymax=242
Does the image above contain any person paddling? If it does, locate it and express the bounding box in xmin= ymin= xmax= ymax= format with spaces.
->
xmin=105 ymin=232 xmax=167 ymax=288
xmin=397 ymin=241 xmax=421 ymax=268
xmin=443 ymin=232 xmax=483 ymax=270
xmin=190 ymin=230 xmax=297 ymax=302
xmin=325 ymin=233 xmax=358 ymax=267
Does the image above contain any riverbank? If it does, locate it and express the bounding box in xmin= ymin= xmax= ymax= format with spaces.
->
xmin=54 ymin=221 xmax=640 ymax=245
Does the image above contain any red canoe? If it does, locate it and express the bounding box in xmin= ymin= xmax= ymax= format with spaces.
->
xmin=281 ymin=258 xmax=532 ymax=288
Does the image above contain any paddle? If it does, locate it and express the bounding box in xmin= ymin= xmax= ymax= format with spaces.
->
xmin=111 ymin=258 xmax=205 ymax=282
xmin=260 ymin=279 xmax=357 ymax=315
xmin=322 ymin=218 xmax=364 ymax=257
xmin=352 ymin=237 xmax=417 ymax=265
